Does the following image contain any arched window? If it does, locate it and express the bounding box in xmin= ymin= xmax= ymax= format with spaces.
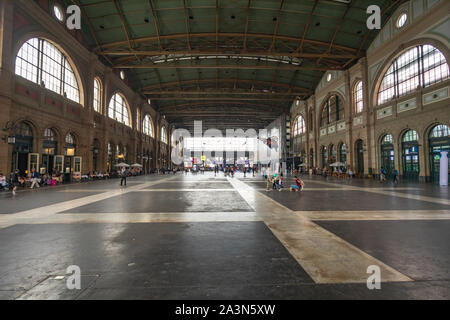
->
xmin=294 ymin=116 xmax=306 ymax=136
xmin=93 ymin=78 xmax=101 ymax=113
xmin=44 ymin=128 xmax=56 ymax=141
xmin=16 ymin=122 xmax=33 ymax=137
xmin=430 ymin=124 xmax=450 ymax=138
xmin=108 ymin=93 xmax=130 ymax=126
xmin=65 ymin=133 xmax=75 ymax=144
xmin=161 ymin=126 xmax=167 ymax=144
xmin=320 ymin=95 xmax=342 ymax=127
xmin=15 ymin=38 xmax=80 ymax=103
xmin=378 ymin=44 xmax=449 ymax=105
xmin=143 ymin=115 xmax=154 ymax=137
xmin=402 ymin=130 xmax=418 ymax=142
xmin=382 ymin=134 xmax=394 ymax=144
xmin=353 ymin=81 xmax=363 ymax=113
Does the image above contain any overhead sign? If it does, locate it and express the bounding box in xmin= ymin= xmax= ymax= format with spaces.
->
xmin=409 ymin=146 xmax=418 ymax=153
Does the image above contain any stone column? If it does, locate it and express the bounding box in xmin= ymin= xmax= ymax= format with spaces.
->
xmin=0 ymin=0 xmax=14 ymax=176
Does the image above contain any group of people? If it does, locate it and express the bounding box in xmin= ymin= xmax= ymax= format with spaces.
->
xmin=0 ymin=168 xmax=58 ymax=195
xmin=379 ymin=167 xmax=399 ymax=184
xmin=265 ymin=173 xmax=304 ymax=192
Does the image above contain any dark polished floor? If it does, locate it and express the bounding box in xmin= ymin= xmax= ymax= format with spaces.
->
xmin=0 ymin=172 xmax=449 ymax=299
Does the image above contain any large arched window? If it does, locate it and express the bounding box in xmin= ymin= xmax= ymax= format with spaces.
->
xmin=143 ymin=115 xmax=154 ymax=137
xmin=378 ymin=44 xmax=449 ymax=105
xmin=93 ymin=78 xmax=101 ymax=112
xmin=161 ymin=126 xmax=167 ymax=144
xmin=108 ymin=93 xmax=130 ymax=126
xmin=15 ymin=38 xmax=80 ymax=103
xmin=353 ymin=81 xmax=363 ymax=113
xmin=320 ymin=95 xmax=342 ymax=127
xmin=293 ymin=115 xmax=306 ymax=136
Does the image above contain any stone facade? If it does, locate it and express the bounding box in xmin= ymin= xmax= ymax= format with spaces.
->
xmin=0 ymin=0 xmax=173 ymax=177
xmin=290 ymin=0 xmax=450 ymax=182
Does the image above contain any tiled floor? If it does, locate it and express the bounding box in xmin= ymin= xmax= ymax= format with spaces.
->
xmin=0 ymin=172 xmax=448 ymax=299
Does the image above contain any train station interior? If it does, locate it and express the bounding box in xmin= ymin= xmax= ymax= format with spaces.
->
xmin=0 ymin=0 xmax=449 ymax=300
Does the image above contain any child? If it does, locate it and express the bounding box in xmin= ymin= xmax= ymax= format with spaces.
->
xmin=266 ymin=175 xmax=271 ymax=191
xmin=277 ymin=176 xmax=283 ymax=191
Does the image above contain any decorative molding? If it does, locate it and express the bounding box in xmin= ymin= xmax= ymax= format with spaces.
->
xmin=337 ymin=121 xmax=346 ymax=131
xmin=423 ymin=86 xmax=449 ymax=105
xmin=353 ymin=115 xmax=364 ymax=125
xmin=328 ymin=125 xmax=336 ymax=134
xmin=376 ymin=106 xmax=393 ymax=119
xmin=397 ymin=98 xmax=417 ymax=113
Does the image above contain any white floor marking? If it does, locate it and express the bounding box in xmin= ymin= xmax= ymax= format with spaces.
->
xmin=307 ymin=179 xmax=450 ymax=206
xmin=227 ymin=177 xmax=412 ymax=284
xmin=294 ymin=210 xmax=450 ymax=220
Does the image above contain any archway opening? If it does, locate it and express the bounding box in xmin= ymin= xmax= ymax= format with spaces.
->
xmin=401 ymin=130 xmax=420 ymax=182
xmin=380 ymin=134 xmax=394 ymax=179
xmin=429 ymin=124 xmax=450 ymax=183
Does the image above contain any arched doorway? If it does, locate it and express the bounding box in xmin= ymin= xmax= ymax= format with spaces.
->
xmin=42 ymin=128 xmax=57 ymax=174
xmin=429 ymin=124 xmax=450 ymax=183
xmin=11 ymin=122 xmax=35 ymax=175
xmin=402 ymin=130 xmax=419 ymax=182
xmin=107 ymin=142 xmax=114 ymax=173
xmin=64 ymin=133 xmax=78 ymax=182
xmin=92 ymin=139 xmax=100 ymax=172
xmin=321 ymin=146 xmax=327 ymax=168
xmin=329 ymin=144 xmax=337 ymax=164
xmin=380 ymin=134 xmax=394 ymax=179
xmin=355 ymin=139 xmax=364 ymax=176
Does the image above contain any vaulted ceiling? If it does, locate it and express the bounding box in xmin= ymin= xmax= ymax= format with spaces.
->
xmin=64 ymin=0 xmax=405 ymax=130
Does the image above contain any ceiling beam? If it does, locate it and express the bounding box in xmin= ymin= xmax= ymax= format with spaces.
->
xmin=96 ymin=32 xmax=360 ymax=54
xmin=296 ymin=0 xmax=318 ymax=54
xmin=157 ymin=101 xmax=286 ymax=110
xmin=115 ymin=64 xmax=335 ymax=71
xmin=148 ymin=0 xmax=162 ymax=50
xmin=147 ymin=97 xmax=295 ymax=101
xmin=243 ymin=0 xmax=251 ymax=50
xmin=143 ymin=90 xmax=307 ymax=96
xmin=183 ymin=0 xmax=191 ymax=51
xmin=269 ymin=0 xmax=285 ymax=52
xmin=318 ymin=0 xmax=353 ymax=64
xmin=140 ymin=79 xmax=312 ymax=93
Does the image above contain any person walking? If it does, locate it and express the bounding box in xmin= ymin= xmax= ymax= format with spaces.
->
xmin=30 ymin=168 xmax=40 ymax=189
xmin=120 ymin=167 xmax=127 ymax=186
xmin=393 ymin=168 xmax=399 ymax=184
